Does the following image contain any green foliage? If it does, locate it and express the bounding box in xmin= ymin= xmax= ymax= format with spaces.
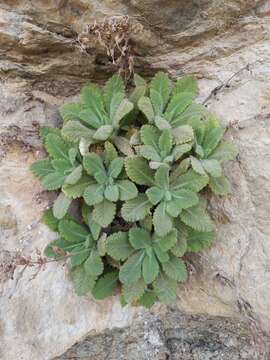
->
xmin=31 ymin=72 xmax=237 ymax=308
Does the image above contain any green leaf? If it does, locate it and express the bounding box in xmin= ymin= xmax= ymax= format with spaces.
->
xmin=165 ymin=93 xmax=193 ymax=124
xmin=162 ymin=256 xmax=188 ymax=282
xmin=150 ymin=89 xmax=164 ymax=115
xmin=138 ymin=291 xmax=157 ymax=308
xmin=123 ymin=278 xmax=146 ymax=302
xmin=150 ymin=72 xmax=172 ymax=109
xmin=146 ymin=186 xmax=164 ymax=205
xmin=81 ymin=84 xmax=106 ymax=122
xmin=137 ymin=145 xmax=161 ymax=162
xmin=114 ymin=136 xmax=134 ymax=156
xmin=154 ymin=166 xmax=169 ymax=189
xmin=119 ymin=251 xmax=144 ymax=284
xmin=93 ymin=200 xmax=116 ymax=227
xmin=92 ymin=271 xmax=119 ymax=300
xmin=129 ymin=228 xmax=152 ymax=249
xmin=45 ymin=134 xmax=69 ymax=160
xmin=173 ymin=75 xmax=198 ymax=98
xmin=84 ymin=251 xmax=104 ymax=277
xmin=153 ymin=244 xmax=169 ymax=263
xmin=104 ymin=184 xmax=119 ymax=202
xmin=142 ymin=251 xmax=159 ymax=284
xmin=58 ymin=219 xmax=88 ymax=243
xmin=171 ymin=169 xmax=208 ymax=192
xmin=201 ymin=159 xmax=222 ymax=178
xmin=140 ymin=125 xmax=160 ymax=152
xmin=172 ymin=144 xmax=192 ymax=160
xmin=173 ymin=125 xmax=194 ymax=145
xmin=121 ymin=194 xmax=152 ymax=222
xmin=104 ymin=74 xmax=125 ymax=113
xmin=108 ymin=157 xmax=124 ymax=178
xmin=153 ymin=202 xmax=173 ymax=236
xmin=187 ymin=229 xmax=216 ymax=252
xmin=106 ymin=231 xmax=134 ymax=260
xmin=171 ymin=223 xmax=187 ymax=256
xmin=83 ymin=184 xmax=104 ymax=205
xmin=209 ymin=175 xmax=231 ymax=195
xmin=171 ymin=189 xmax=198 ymax=210
xmin=51 ymin=159 xmax=71 ymax=173
xmin=117 ymin=180 xmax=138 ymax=201
xmin=113 ymin=99 xmax=134 ymax=127
xmin=42 ymin=209 xmax=59 ymax=232
xmin=41 ymin=172 xmax=66 ymax=190
xmin=153 ymin=274 xmax=177 ymax=304
xmin=154 ymin=116 xmax=171 ymax=130
xmin=83 ymin=153 xmax=106 ymax=184
xmin=44 ymin=238 xmax=73 ymax=259
xmin=159 ymin=130 xmax=172 ymax=155
xmin=93 ymin=125 xmax=114 ymax=141
xmin=62 ymin=120 xmax=95 ymax=143
xmin=70 ymin=266 xmax=96 ymax=296
xmin=59 ymin=103 xmax=81 ymax=122
xmin=40 ymin=126 xmax=61 ymax=143
xmin=53 ymin=193 xmax=72 ymax=219
xmin=125 ymin=157 xmax=155 ymax=186
xmin=31 ymin=159 xmax=54 ymax=179
xmin=209 ymin=141 xmax=238 ymax=164
xmin=79 ymin=109 xmax=102 ymax=129
xmin=181 ymin=204 xmax=215 ymax=232
xmin=63 ymin=174 xmax=94 ymax=199
xmin=70 ymin=244 xmax=90 ymax=267
xmin=104 ymin=141 xmax=118 ymax=163
xmin=156 ymin=229 xmax=178 ymax=252
xmin=65 ymin=165 xmax=82 ymax=185
xmin=190 ymin=156 xmax=207 ymax=175
xmin=202 ymin=120 xmax=225 ymax=157
xmin=138 ymin=96 xmax=155 ymax=123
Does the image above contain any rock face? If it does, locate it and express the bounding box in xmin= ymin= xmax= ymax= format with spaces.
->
xmin=1 ymin=1 xmax=270 ymax=359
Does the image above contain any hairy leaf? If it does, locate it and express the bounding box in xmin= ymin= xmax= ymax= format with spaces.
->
xmin=209 ymin=175 xmax=231 ymax=195
xmin=162 ymin=256 xmax=188 ymax=282
xmin=92 ymin=271 xmax=119 ymax=300
xmin=31 ymin=159 xmax=54 ymax=179
xmin=119 ymin=251 xmax=144 ymax=284
xmin=125 ymin=157 xmax=155 ymax=186
xmin=53 ymin=193 xmax=72 ymax=219
xmin=123 ymin=278 xmax=146 ymax=302
xmin=129 ymin=228 xmax=152 ymax=249
xmin=58 ymin=219 xmax=88 ymax=243
xmin=121 ymin=194 xmax=152 ymax=222
xmin=142 ymin=251 xmax=159 ymax=284
xmin=153 ymin=274 xmax=177 ymax=304
xmin=70 ymin=266 xmax=96 ymax=296
xmin=93 ymin=200 xmax=116 ymax=227
xmin=153 ymin=202 xmax=173 ymax=236
xmin=117 ymin=180 xmax=138 ymax=201
xmin=106 ymin=231 xmax=134 ymax=260
xmin=181 ymin=204 xmax=215 ymax=232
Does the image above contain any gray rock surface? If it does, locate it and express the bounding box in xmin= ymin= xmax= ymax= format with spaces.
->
xmin=1 ymin=1 xmax=270 ymax=359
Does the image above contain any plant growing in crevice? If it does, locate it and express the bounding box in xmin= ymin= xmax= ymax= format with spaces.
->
xmin=31 ymin=72 xmax=238 ymax=307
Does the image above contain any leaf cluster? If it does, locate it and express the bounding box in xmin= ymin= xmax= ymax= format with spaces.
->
xmin=31 ymin=72 xmax=237 ymax=307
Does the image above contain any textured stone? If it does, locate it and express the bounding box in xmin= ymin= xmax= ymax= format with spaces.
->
xmin=0 ymin=1 xmax=270 ymax=359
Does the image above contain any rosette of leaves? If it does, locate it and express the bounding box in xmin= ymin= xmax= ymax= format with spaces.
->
xmin=136 ymin=126 xmax=193 ymax=169
xmin=31 ymin=127 xmax=93 ymax=219
xmin=106 ymin=226 xmax=187 ymax=305
xmin=60 ymin=74 xmax=146 ymax=155
xmin=82 ymin=143 xmax=138 ymax=227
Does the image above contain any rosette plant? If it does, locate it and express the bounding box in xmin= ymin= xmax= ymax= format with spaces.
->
xmin=31 ymin=72 xmax=237 ymax=307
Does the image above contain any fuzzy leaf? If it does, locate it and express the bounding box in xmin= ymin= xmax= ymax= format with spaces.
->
xmin=61 ymin=121 xmax=94 ymax=143
xmin=172 ymin=144 xmax=192 ymax=160
xmin=113 ymin=99 xmax=134 ymax=127
xmin=181 ymin=204 xmax=215 ymax=232
xmin=51 ymin=159 xmax=71 ymax=173
xmin=187 ymin=229 xmax=216 ymax=252
xmin=114 ymin=136 xmax=134 ymax=156
xmin=121 ymin=194 xmax=152 ymax=222
xmin=53 ymin=193 xmax=72 ymax=219
xmin=70 ymin=266 xmax=96 ymax=296
xmin=104 ymin=141 xmax=118 ymax=163
xmin=59 ymin=103 xmax=81 ymax=122
xmin=209 ymin=141 xmax=238 ymax=164
xmin=83 ymin=184 xmax=104 ymax=206
xmin=45 ymin=134 xmax=69 ymax=160
xmin=70 ymin=244 xmax=90 ymax=267
xmin=159 ymin=130 xmax=172 ymax=155
xmin=81 ymin=84 xmax=106 ymax=121
xmin=58 ymin=219 xmax=88 ymax=243
xmin=123 ymin=278 xmax=146 ymax=302
xmin=173 ymin=125 xmax=194 ymax=145
xmin=65 ymin=165 xmax=82 ymax=185
xmin=119 ymin=251 xmax=144 ymax=284
xmin=153 ymin=244 xmax=169 ymax=263
xmin=84 ymin=251 xmax=104 ymax=277
xmin=171 ymin=223 xmax=187 ymax=257
xmin=125 ymin=157 xmax=155 ymax=186
xmin=139 ymin=291 xmax=157 ymax=308
xmin=31 ymin=159 xmax=54 ymax=179
xmin=201 ymin=159 xmax=222 ymax=178
xmin=92 ymin=271 xmax=119 ymax=300
xmin=106 ymin=231 xmax=134 ymax=260
xmin=156 ymin=229 xmax=178 ymax=252
xmin=209 ymin=175 xmax=231 ymax=195
xmin=153 ymin=274 xmax=177 ymax=304
xmin=138 ymin=96 xmax=155 ymax=123
xmin=93 ymin=125 xmax=114 ymax=141
xmin=190 ymin=156 xmax=207 ymax=175
xmin=155 ymin=116 xmax=171 ymax=130
xmin=104 ymin=74 xmax=124 ymax=112
xmin=83 ymin=153 xmax=106 ymax=184
xmin=171 ymin=170 xmax=208 ymax=192
xmin=63 ymin=174 xmax=94 ymax=199
xmin=117 ymin=180 xmax=138 ymax=201
xmin=79 ymin=109 xmax=102 ymax=129
xmin=154 ymin=166 xmax=170 ymax=189
xmin=41 ymin=172 xmax=66 ymax=190
xmin=150 ymin=72 xmax=171 ymax=109
xmin=143 ymin=251 xmax=159 ymax=284
xmin=44 ymin=238 xmax=73 ymax=259
xmin=153 ymin=202 xmax=173 ymax=236
xmin=137 ymin=145 xmax=161 ymax=162
xmin=104 ymin=184 xmax=119 ymax=202
xmin=129 ymin=228 xmax=152 ymax=249
xmin=93 ymin=200 xmax=116 ymax=227
xmin=173 ymin=75 xmax=198 ymax=98
xmin=165 ymin=93 xmax=193 ymax=124
xmin=42 ymin=209 xmax=59 ymax=232
xmin=146 ymin=186 xmax=164 ymax=205
xmin=140 ymin=125 xmax=160 ymax=152
xmin=162 ymin=256 xmax=188 ymax=282
xmin=108 ymin=157 xmax=124 ymax=178
xmin=202 ymin=120 xmax=225 ymax=157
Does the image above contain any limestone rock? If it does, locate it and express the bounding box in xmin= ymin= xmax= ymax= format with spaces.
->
xmin=1 ymin=0 xmax=270 ymax=359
